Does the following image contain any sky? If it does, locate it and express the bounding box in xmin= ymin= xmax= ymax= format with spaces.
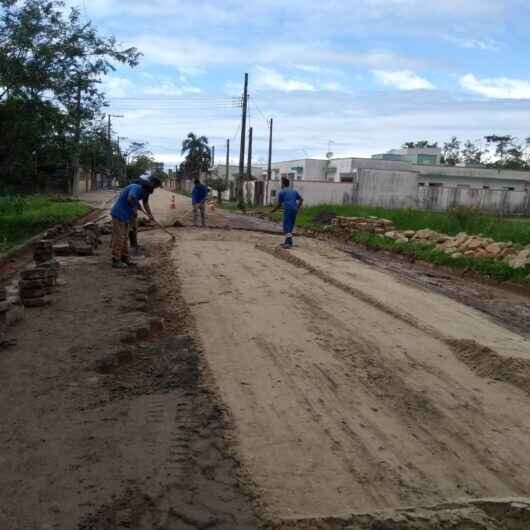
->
xmin=71 ymin=0 xmax=530 ymax=167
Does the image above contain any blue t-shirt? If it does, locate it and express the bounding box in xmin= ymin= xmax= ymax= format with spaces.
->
xmin=278 ymin=188 xmax=302 ymax=212
xmin=111 ymin=183 xmax=143 ymax=223
xmin=192 ymin=184 xmax=209 ymax=205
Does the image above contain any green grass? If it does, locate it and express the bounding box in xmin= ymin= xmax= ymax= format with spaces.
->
xmin=0 ymin=195 xmax=90 ymax=252
xmin=294 ymin=205 xmax=530 ymax=246
xmin=351 ymin=231 xmax=530 ymax=284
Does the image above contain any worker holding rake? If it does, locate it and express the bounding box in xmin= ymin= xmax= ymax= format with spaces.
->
xmin=110 ymin=176 xmax=162 ymax=268
xmin=271 ymin=177 xmax=304 ymax=249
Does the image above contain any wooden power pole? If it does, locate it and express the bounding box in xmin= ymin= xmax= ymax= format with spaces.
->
xmin=238 ymin=73 xmax=248 ymax=208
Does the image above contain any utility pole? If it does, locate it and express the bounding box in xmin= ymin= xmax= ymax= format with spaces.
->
xmin=238 ymin=73 xmax=248 ymax=208
xmin=247 ymin=127 xmax=253 ymax=180
xmin=225 ymin=138 xmax=230 ymax=192
xmin=107 ymin=114 xmax=123 ymax=186
xmin=267 ymin=118 xmax=273 ymax=205
xmin=211 ymin=145 xmax=215 ymax=167
xmin=71 ymin=77 xmax=83 ymax=197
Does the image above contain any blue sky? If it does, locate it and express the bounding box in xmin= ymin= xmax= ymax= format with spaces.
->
xmin=72 ymin=0 xmax=530 ymax=166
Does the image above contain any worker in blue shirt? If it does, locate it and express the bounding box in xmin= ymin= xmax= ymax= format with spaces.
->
xmin=271 ymin=177 xmax=304 ymax=248
xmin=191 ymin=178 xmax=209 ymax=227
xmin=110 ymin=178 xmax=161 ymax=268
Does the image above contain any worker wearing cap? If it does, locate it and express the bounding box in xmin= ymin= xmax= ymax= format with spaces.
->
xmin=129 ymin=174 xmax=161 ymax=254
xmin=110 ymin=177 xmax=161 ymax=268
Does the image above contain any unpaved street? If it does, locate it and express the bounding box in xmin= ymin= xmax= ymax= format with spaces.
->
xmin=158 ymin=192 xmax=530 ymax=527
xmin=1 ymin=189 xmax=530 ymax=529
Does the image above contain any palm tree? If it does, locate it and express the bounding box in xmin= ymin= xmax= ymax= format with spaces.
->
xmin=180 ymin=132 xmax=211 ymax=179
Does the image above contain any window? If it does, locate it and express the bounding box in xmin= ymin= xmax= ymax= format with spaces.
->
xmin=339 ymin=172 xmax=354 ymax=182
xmin=418 ymin=182 xmax=425 ymax=187
xmin=428 ymin=182 xmax=442 ymax=187
xmin=296 ymin=175 xmax=303 ymax=181
xmin=483 ymin=185 xmax=490 ymax=190
xmin=503 ymin=187 xmax=515 ymax=191
xmin=271 ymin=190 xmax=277 ymax=197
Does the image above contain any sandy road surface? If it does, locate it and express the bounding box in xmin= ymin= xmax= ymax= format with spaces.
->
xmin=168 ymin=224 xmax=530 ymax=524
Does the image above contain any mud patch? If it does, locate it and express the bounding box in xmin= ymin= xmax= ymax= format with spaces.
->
xmin=449 ymin=339 xmax=530 ymax=396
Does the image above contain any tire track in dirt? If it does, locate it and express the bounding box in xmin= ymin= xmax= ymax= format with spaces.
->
xmin=257 ymin=243 xmax=530 ymax=397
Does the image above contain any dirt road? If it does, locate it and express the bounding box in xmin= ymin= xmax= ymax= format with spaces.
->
xmin=1 ymin=188 xmax=530 ymax=529
xmin=156 ymin=192 xmax=530 ymax=527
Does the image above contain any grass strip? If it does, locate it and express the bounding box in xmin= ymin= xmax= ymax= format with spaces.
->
xmin=0 ymin=195 xmax=90 ymax=252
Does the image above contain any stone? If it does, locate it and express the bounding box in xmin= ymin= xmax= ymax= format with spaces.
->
xmin=451 ymin=252 xmax=463 ymax=259
xmin=467 ymin=239 xmax=483 ymax=251
xmin=414 ymin=228 xmax=439 ymax=240
xmin=484 ymin=243 xmax=502 ymax=257
xmin=23 ymin=296 xmax=51 ymax=308
xmin=454 ymin=232 xmax=469 ymax=245
xmin=444 ymin=247 xmax=458 ymax=255
xmin=0 ymin=301 xmax=9 ymax=313
xmin=71 ymin=242 xmax=94 ymax=256
xmin=396 ymin=238 xmax=409 ymax=244
xmin=474 ymin=249 xmax=487 ymax=258
xmin=20 ymin=277 xmax=54 ymax=289
xmin=53 ymin=243 xmax=73 ymax=256
xmin=403 ymin=230 xmax=416 ymax=238
xmin=20 ymin=268 xmax=53 ymax=281
xmin=384 ymin=231 xmax=397 ymax=239
xmin=464 ymin=250 xmax=475 ymax=257
xmin=20 ymin=287 xmax=52 ymax=298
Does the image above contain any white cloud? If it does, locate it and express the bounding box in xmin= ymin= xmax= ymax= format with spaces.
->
xmin=102 ymin=77 xmax=134 ymax=97
xmin=372 ymin=70 xmax=435 ymax=90
xmin=143 ymin=82 xmax=202 ymax=96
xmin=460 ymin=74 xmax=530 ymax=99
xmin=445 ymin=35 xmax=502 ymax=51
xmin=254 ymin=66 xmax=316 ymax=92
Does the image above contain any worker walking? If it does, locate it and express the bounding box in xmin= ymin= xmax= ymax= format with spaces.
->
xmin=271 ymin=177 xmax=304 ymax=249
xmin=192 ymin=178 xmax=209 ymax=227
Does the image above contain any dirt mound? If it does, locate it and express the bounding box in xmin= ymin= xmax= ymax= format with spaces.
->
xmin=449 ymin=339 xmax=530 ymax=396
xmin=273 ymin=498 xmax=530 ymax=530
xmin=312 ymin=210 xmax=337 ymax=225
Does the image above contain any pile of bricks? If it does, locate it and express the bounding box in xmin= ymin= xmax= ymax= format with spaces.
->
xmin=19 ymin=241 xmax=60 ymax=308
xmin=332 ymin=216 xmax=395 ymax=234
xmin=53 ymin=222 xmax=101 ymax=257
xmin=33 ymin=240 xmax=54 ymax=264
xmin=0 ymin=287 xmax=7 ymax=333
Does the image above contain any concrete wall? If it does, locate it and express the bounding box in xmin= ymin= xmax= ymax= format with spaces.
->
xmin=266 ymin=181 xmax=355 ymax=207
xmin=354 ymin=169 xmax=418 ymax=208
xmin=417 ymin=186 xmax=530 ymax=214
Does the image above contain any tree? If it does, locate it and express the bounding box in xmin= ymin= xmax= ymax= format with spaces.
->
xmin=401 ymin=141 xmax=438 ymax=149
xmin=209 ymin=177 xmax=228 ymax=203
xmin=484 ymin=135 xmax=512 ymax=166
xmin=0 ymin=0 xmax=141 ymax=193
xmin=180 ymin=132 xmax=211 ymax=179
xmin=127 ymin=154 xmax=154 ymax=182
xmin=442 ymin=136 xmax=461 ymax=166
xmin=461 ymin=140 xmax=485 ymax=166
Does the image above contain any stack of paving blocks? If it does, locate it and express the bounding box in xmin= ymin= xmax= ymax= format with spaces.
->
xmin=0 ymin=287 xmax=7 ymax=333
xmin=33 ymin=239 xmax=54 ymax=264
xmin=19 ymin=241 xmax=60 ymax=307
